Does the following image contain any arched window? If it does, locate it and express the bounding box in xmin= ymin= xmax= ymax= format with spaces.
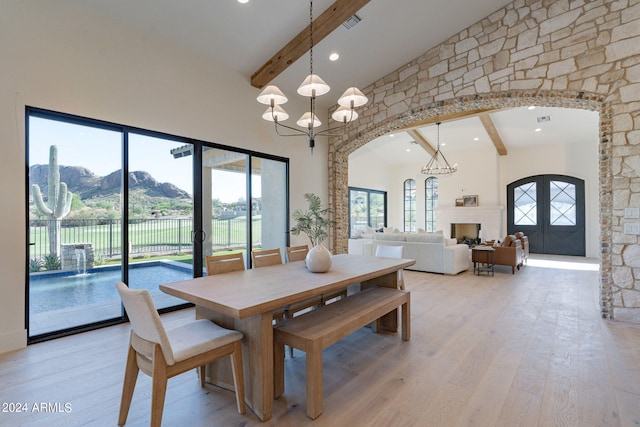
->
xmin=425 ymin=177 xmax=438 ymax=232
xmin=403 ymin=179 xmax=416 ymax=232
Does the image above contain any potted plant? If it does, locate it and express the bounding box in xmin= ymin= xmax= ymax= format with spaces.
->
xmin=291 ymin=193 xmax=334 ymax=272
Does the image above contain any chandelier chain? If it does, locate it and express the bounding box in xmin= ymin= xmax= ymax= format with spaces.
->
xmin=309 ymin=0 xmax=314 ymax=76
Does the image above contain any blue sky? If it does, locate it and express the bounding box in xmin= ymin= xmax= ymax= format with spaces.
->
xmin=29 ymin=116 xmax=259 ymax=203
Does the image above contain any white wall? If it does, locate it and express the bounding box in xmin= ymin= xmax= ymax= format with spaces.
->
xmin=0 ymin=2 xmax=328 ymax=353
xmin=349 ymin=135 xmax=599 ymax=258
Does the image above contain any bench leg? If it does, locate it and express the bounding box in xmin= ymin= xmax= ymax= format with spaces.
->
xmin=306 ymin=342 xmax=323 ymax=419
xmin=274 ymin=341 xmax=285 ymax=399
xmin=401 ymin=299 xmax=410 ymax=341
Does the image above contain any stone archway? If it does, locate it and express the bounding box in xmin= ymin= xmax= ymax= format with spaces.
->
xmin=322 ymin=0 xmax=640 ymax=321
xmin=328 ymin=90 xmax=612 ymax=318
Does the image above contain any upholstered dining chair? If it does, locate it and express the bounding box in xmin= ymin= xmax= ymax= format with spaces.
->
xmin=251 ymin=248 xmax=283 ymax=268
xmin=205 ymin=252 xmax=245 ymax=275
xmin=375 ymin=244 xmax=406 ymax=290
xmin=115 ymin=282 xmax=245 ymax=427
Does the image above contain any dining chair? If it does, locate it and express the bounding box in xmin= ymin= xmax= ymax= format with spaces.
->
xmin=115 ymin=282 xmax=245 ymax=427
xmin=205 ymin=252 xmax=245 ymax=275
xmin=251 ymin=248 xmax=283 ymax=268
xmin=375 ymin=244 xmax=406 ymax=290
xmin=285 ymin=245 xmax=309 ymax=262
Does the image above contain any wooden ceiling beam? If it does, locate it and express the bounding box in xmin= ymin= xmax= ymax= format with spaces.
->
xmin=396 ymin=108 xmax=496 ymax=132
xmin=479 ymin=113 xmax=508 ymax=156
xmin=407 ymin=129 xmax=436 ymax=156
xmin=250 ymin=0 xmax=370 ymax=89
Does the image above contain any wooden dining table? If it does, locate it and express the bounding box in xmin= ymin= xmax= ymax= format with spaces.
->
xmin=159 ymin=253 xmax=415 ymax=421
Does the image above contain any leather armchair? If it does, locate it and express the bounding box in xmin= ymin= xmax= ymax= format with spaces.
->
xmin=492 ymin=235 xmax=524 ymax=274
xmin=514 ymin=232 xmax=529 ymax=264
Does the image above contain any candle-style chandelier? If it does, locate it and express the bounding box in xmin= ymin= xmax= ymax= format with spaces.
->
xmin=421 ymin=122 xmax=458 ymax=175
xmin=256 ymin=0 xmax=368 ymax=153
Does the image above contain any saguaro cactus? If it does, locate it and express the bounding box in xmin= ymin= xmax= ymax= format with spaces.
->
xmin=32 ymin=145 xmax=72 ymax=258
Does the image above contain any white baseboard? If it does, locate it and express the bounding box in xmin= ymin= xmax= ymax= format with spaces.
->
xmin=0 ymin=329 xmax=27 ymax=354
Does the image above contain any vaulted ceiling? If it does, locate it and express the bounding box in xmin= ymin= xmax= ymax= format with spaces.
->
xmin=81 ymin=0 xmax=599 ymax=163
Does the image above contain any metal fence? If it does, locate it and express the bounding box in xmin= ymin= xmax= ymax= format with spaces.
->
xmin=29 ymin=218 xmax=260 ymax=260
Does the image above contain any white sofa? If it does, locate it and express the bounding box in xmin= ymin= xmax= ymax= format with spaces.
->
xmin=349 ymin=232 xmax=470 ymax=275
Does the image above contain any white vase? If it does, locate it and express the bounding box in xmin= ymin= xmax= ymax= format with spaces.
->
xmin=305 ymin=245 xmax=332 ymax=273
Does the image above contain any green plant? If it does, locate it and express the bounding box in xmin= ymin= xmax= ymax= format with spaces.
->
xmin=43 ymin=254 xmax=61 ymax=271
xmin=291 ymin=193 xmax=335 ymax=247
xmin=32 ymin=145 xmax=73 ymax=258
xmin=29 ymin=257 xmax=44 ymax=273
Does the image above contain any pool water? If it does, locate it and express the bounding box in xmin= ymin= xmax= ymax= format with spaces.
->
xmin=29 ymin=261 xmax=193 ymax=314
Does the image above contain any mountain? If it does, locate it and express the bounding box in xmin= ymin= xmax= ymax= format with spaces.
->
xmin=29 ymin=165 xmax=191 ymax=200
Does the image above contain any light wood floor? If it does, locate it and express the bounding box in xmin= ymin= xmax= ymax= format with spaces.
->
xmin=1 ymin=255 xmax=639 ymax=427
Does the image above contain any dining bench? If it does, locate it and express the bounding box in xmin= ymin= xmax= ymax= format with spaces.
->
xmin=273 ymin=286 xmax=411 ymax=419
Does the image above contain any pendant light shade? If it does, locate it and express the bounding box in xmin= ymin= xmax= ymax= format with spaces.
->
xmin=262 ymin=105 xmax=289 ymax=122
xmin=297 ymin=112 xmax=322 ymax=128
xmin=338 ymin=87 xmax=368 ymax=108
xmin=257 ymin=85 xmax=288 ymax=106
xmin=331 ymin=105 xmax=359 ymax=123
xmin=297 ymin=74 xmax=330 ymax=97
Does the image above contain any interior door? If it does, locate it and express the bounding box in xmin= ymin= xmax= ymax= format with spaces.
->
xmin=507 ymin=175 xmax=585 ymax=256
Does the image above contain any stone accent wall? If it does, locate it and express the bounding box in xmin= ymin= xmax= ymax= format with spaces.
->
xmin=328 ymin=0 xmax=640 ymax=321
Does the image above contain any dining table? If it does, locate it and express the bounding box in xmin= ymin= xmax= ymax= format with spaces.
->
xmin=159 ymin=253 xmax=415 ymax=421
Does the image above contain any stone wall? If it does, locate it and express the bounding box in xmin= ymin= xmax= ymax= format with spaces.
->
xmin=328 ymin=0 xmax=640 ymax=320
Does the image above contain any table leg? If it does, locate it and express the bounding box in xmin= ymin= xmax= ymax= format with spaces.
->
xmin=361 ymin=270 xmax=399 ymax=332
xmin=197 ymin=307 xmax=274 ymax=422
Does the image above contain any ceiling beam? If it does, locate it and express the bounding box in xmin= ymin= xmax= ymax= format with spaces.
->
xmin=407 ymin=129 xmax=436 ymax=156
xmin=396 ymin=108 xmax=496 ymax=131
xmin=250 ymin=0 xmax=371 ymax=89
xmin=479 ymin=113 xmax=508 ymax=156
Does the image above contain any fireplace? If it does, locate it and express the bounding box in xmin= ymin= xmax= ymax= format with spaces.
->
xmin=451 ymin=223 xmax=481 ymax=246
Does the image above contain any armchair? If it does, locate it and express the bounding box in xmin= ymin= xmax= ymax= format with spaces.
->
xmin=514 ymin=232 xmax=530 ymax=264
xmin=492 ymin=235 xmax=524 ymax=274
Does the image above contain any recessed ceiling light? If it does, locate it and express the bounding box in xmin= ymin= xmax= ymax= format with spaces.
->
xmin=405 ymin=148 xmax=411 ymax=152
xmin=528 ymin=106 xmax=536 ymax=110
xmin=473 ymin=137 xmax=479 ymax=141
xmin=237 ymin=0 xmax=249 ymax=3
xmin=535 ymin=128 xmax=542 ymax=132
xmin=329 ymin=52 xmax=340 ymax=61
xmin=389 ymin=134 xmax=395 ymax=138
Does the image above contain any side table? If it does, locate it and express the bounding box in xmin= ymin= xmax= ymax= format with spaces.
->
xmin=472 ymin=246 xmax=495 ymax=276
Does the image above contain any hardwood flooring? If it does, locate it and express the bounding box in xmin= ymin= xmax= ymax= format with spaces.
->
xmin=1 ymin=255 xmax=639 ymax=426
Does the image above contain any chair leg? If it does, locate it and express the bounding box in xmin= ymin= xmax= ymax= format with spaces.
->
xmin=150 ymin=349 xmax=168 ymax=427
xmin=230 ymin=341 xmax=246 ymax=414
xmin=118 ymin=345 xmax=139 ymax=426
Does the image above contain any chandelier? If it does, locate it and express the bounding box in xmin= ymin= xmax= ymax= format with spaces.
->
xmin=256 ymin=0 xmax=368 ymax=154
xmin=421 ymin=122 xmax=458 ymax=175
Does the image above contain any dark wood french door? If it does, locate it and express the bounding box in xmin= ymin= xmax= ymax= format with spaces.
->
xmin=507 ymin=175 xmax=585 ymax=256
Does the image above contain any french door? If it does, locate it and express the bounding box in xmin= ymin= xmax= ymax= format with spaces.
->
xmin=507 ymin=174 xmax=585 ymax=256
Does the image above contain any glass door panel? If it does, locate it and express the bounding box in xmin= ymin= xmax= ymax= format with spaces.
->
xmin=127 ymin=133 xmax=194 ymax=309
xmin=28 ymin=115 xmax=123 ymax=336
xmin=349 ymin=190 xmax=368 ymax=237
xmin=251 ymin=157 xmax=287 ymax=263
xmin=202 ymin=147 xmax=250 ymax=272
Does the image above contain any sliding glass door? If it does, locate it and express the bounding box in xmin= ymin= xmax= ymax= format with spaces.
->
xmin=26 ymin=108 xmax=289 ymax=342
xmin=127 ymin=133 xmax=194 ymax=309
xmin=28 ymin=113 xmax=124 ymax=336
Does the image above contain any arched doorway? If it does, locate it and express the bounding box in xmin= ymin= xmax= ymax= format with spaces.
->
xmin=507 ymin=174 xmax=585 ymax=256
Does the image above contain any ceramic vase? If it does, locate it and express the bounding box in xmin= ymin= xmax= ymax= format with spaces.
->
xmin=305 ymin=244 xmax=332 ymax=273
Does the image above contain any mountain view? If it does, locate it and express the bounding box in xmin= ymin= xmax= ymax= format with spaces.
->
xmin=29 ymin=165 xmax=192 ymax=220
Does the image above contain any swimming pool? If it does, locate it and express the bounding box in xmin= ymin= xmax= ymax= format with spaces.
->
xmin=29 ymin=261 xmax=193 ymax=314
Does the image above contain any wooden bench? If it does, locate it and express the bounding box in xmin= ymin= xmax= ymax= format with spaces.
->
xmin=273 ymin=286 xmax=411 ymax=419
